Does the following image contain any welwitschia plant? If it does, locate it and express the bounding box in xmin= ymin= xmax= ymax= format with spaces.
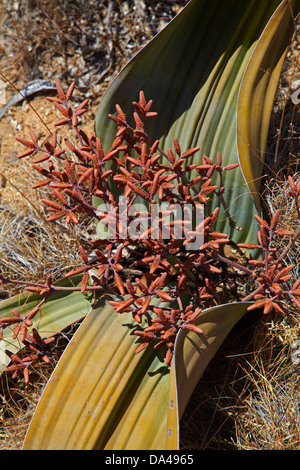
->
xmin=0 ymin=0 xmax=299 ymax=450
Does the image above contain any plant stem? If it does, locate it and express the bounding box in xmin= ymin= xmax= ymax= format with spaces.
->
xmin=215 ymin=253 xmax=253 ymax=275
xmin=242 ymin=285 xmax=264 ymax=302
xmin=277 ymin=226 xmax=300 ymax=263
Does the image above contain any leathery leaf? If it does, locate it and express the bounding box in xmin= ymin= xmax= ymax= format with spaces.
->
xmin=237 ymin=0 xmax=300 ymax=208
xmin=23 ymin=295 xmax=171 ymax=450
xmin=23 ymin=298 xmax=251 ymax=450
xmin=167 ymin=302 xmax=252 ymax=448
xmin=94 ymin=0 xmax=298 ymax=245
xmin=0 ymin=275 xmax=93 ymax=374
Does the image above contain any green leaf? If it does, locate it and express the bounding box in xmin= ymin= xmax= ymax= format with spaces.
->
xmin=237 ymin=0 xmax=299 ymax=209
xmin=94 ymin=0 xmax=296 ymax=245
xmin=0 ymin=275 xmax=92 ymax=374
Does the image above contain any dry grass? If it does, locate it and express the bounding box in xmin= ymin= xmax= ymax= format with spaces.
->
xmin=0 ymin=157 xmax=95 ymax=299
xmin=0 ymin=0 xmax=299 ymax=451
xmin=180 ymin=310 xmax=300 ymax=450
xmin=235 ymin=358 xmax=300 ymax=450
xmin=235 ymin=306 xmax=300 ymax=450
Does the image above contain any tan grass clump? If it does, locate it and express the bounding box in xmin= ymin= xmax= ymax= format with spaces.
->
xmin=0 ymin=157 xmax=93 ymax=299
xmin=264 ymin=175 xmax=300 ymax=277
xmin=234 ymin=316 xmax=300 ymax=450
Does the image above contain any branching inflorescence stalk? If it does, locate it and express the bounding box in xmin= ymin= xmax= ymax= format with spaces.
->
xmin=1 ymin=81 xmax=300 ymax=381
